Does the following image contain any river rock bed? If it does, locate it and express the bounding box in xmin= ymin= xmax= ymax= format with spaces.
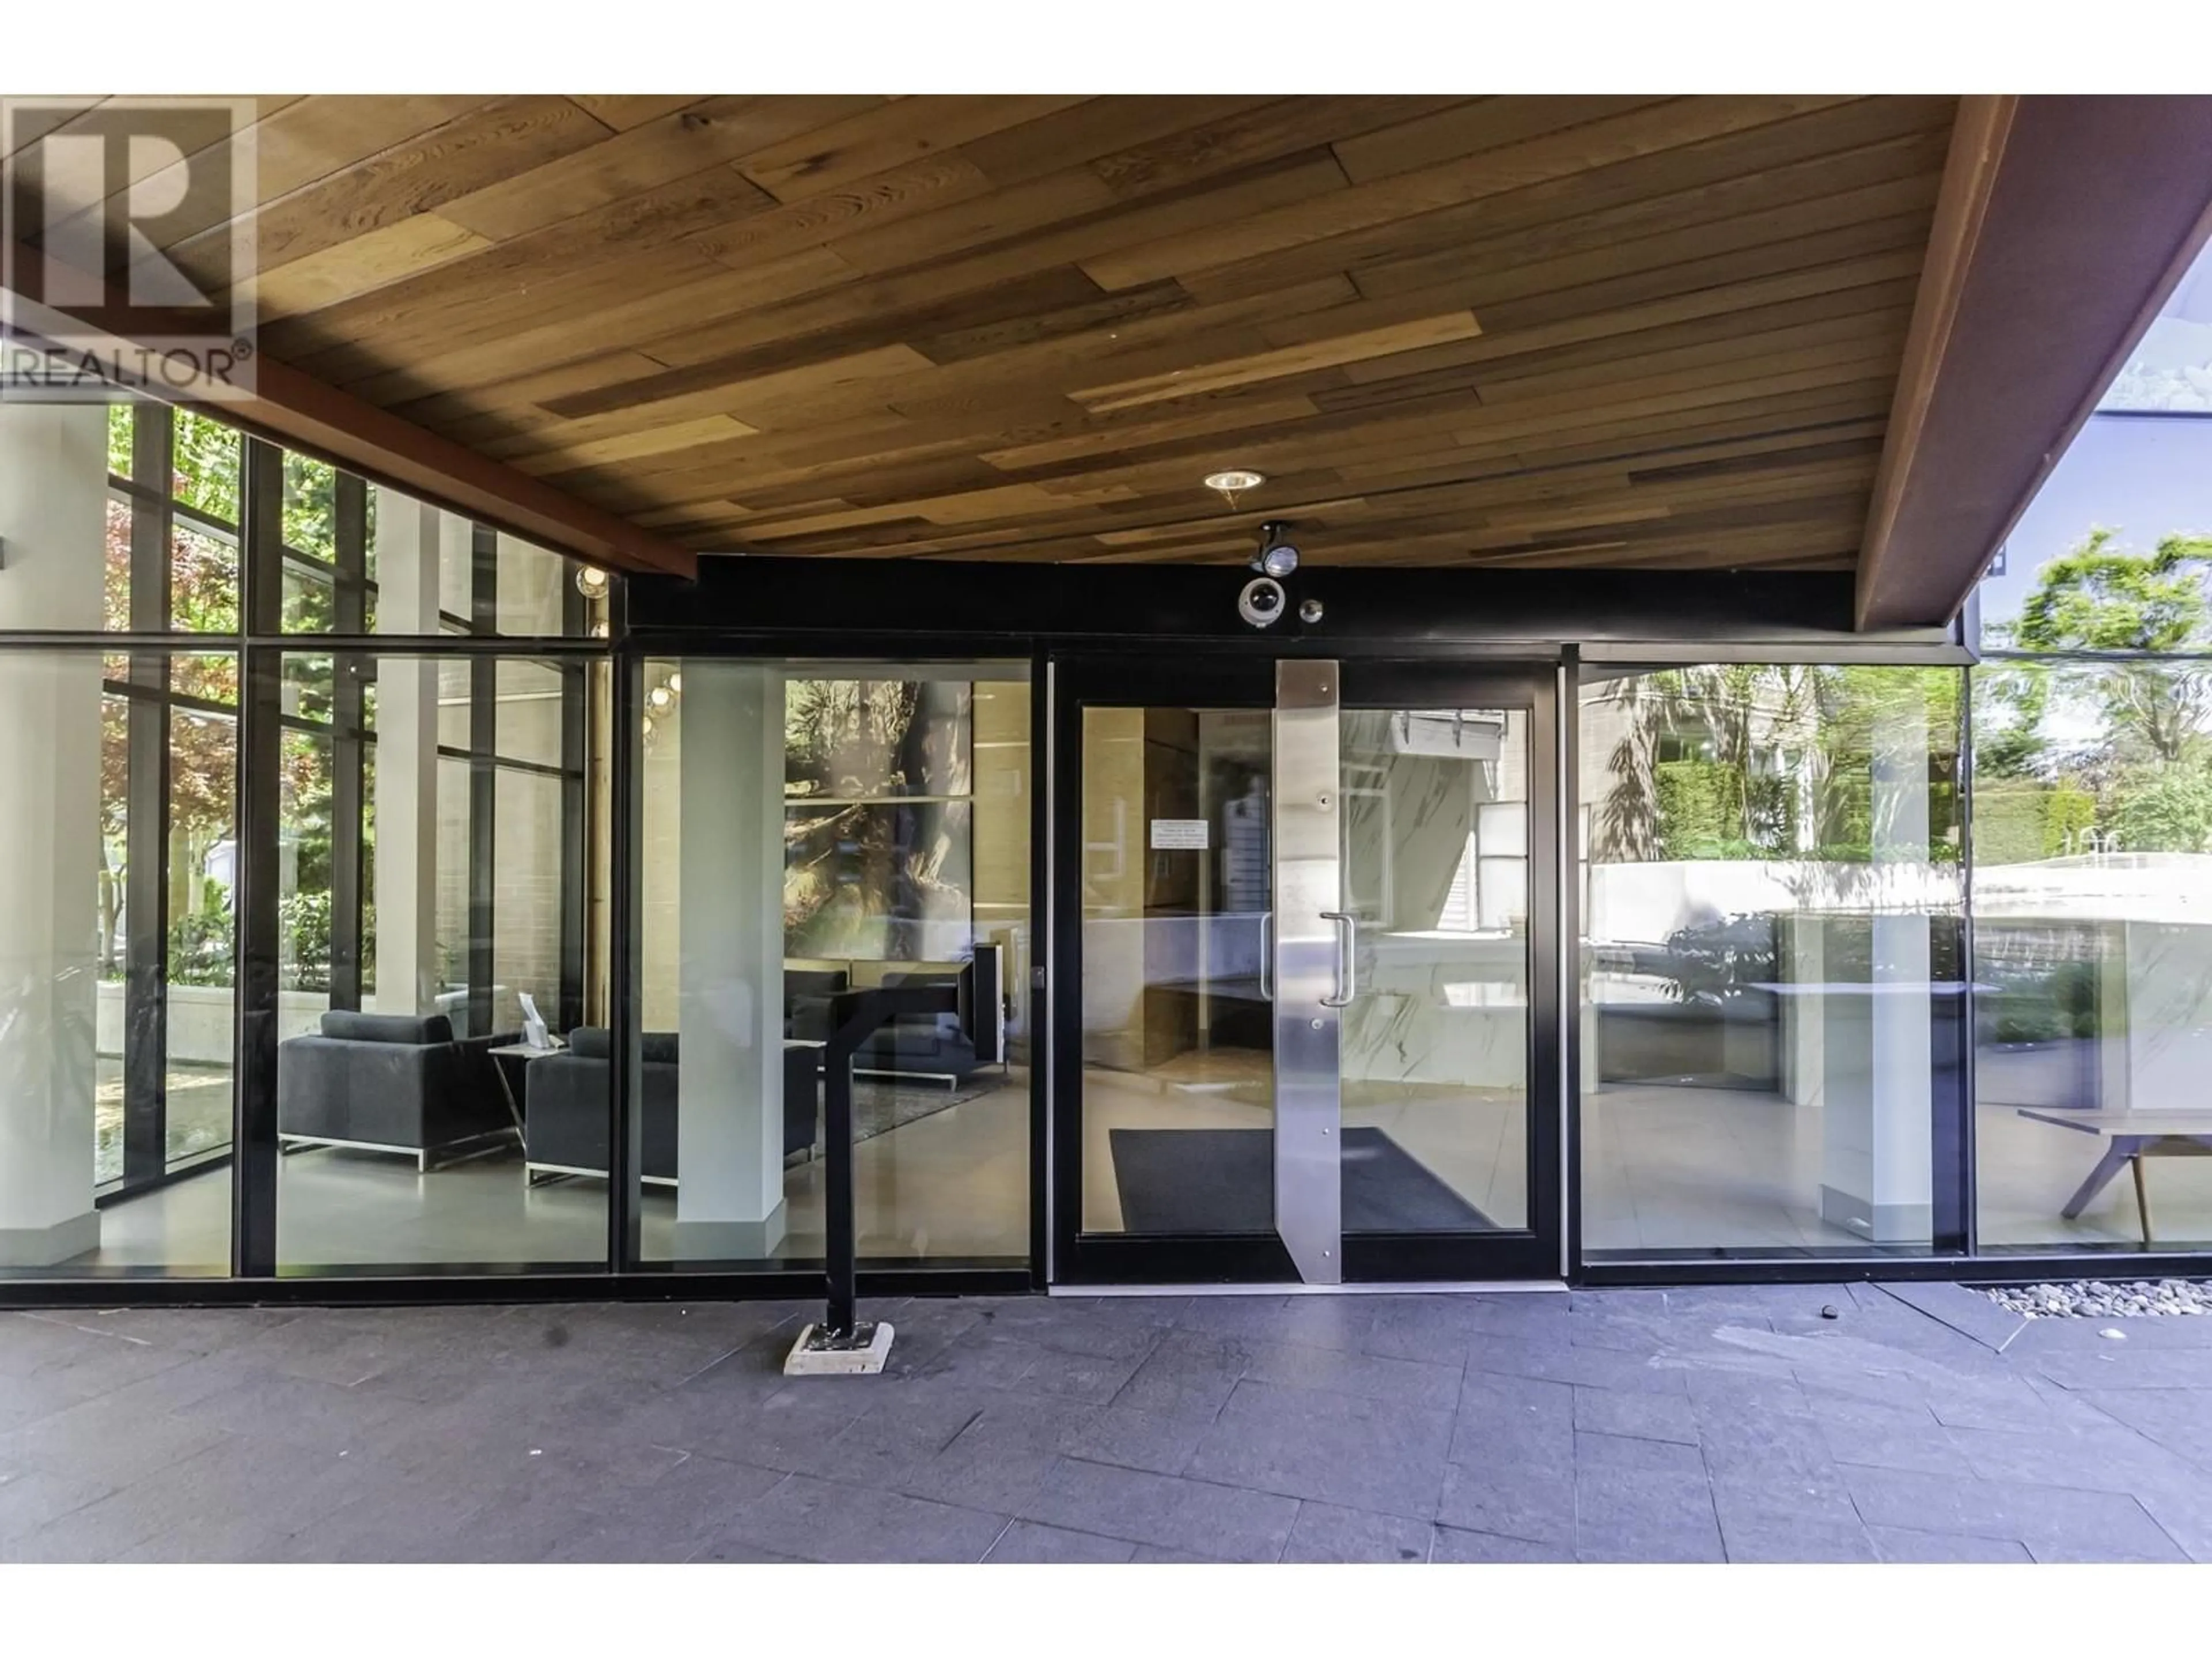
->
xmin=1983 ymin=1279 xmax=2212 ymax=1319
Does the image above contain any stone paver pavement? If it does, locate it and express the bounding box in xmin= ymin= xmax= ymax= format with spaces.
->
xmin=3 ymin=1282 xmax=2210 ymax=1562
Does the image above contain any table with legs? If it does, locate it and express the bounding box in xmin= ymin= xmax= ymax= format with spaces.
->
xmin=2018 ymin=1107 xmax=2212 ymax=1244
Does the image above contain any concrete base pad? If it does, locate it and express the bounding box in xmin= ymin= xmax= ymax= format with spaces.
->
xmin=783 ymin=1321 xmax=895 ymax=1376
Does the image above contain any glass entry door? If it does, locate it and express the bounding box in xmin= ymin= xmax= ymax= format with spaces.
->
xmin=1051 ymin=657 xmax=1560 ymax=1285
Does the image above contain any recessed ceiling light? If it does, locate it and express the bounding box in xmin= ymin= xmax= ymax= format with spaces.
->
xmin=1204 ymin=469 xmax=1266 ymax=495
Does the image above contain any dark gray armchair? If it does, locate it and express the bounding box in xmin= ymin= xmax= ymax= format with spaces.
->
xmin=785 ymin=962 xmax=995 ymax=1084
xmin=524 ymin=1029 xmax=817 ymax=1185
xmin=276 ymin=1010 xmax=514 ymax=1171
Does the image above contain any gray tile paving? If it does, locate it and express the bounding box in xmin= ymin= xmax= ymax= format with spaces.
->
xmin=1866 ymin=1524 xmax=2034 ymax=1563
xmin=1184 ymin=1379 xmax=1454 ymax=1519
xmin=4 ymin=1286 xmax=2212 ymax=1561
xmin=1280 ymin=1501 xmax=1434 ymax=1563
xmin=1431 ymin=1524 xmax=1574 ymax=1562
xmin=1574 ymin=1465 xmax=1726 ymax=1562
xmin=1435 ymin=1458 xmax=1575 ymax=1547
xmin=708 ymin=1472 xmax=1009 ymax=1564
xmin=984 ymin=1520 xmax=1138 ymax=1563
xmin=1019 ymin=1456 xmax=1301 ymax=1562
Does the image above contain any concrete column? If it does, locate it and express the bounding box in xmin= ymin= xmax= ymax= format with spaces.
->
xmin=676 ymin=660 xmax=787 ymax=1256
xmin=1779 ymin=914 xmax=1825 ymax=1108
xmin=1821 ymin=690 xmax=1935 ymax=1243
xmin=370 ymin=492 xmax=442 ymax=1016
xmin=0 ymin=404 xmax=107 ymax=1264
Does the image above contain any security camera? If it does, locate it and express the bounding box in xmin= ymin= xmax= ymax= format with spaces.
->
xmin=1251 ymin=521 xmax=1300 ymax=578
xmin=1238 ymin=575 xmax=1286 ymax=628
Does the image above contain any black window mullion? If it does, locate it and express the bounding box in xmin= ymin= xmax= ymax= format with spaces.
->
xmin=608 ymin=646 xmax=642 ymax=1271
xmin=121 ymin=403 xmax=175 ymax=1186
xmin=1944 ymin=667 xmax=1978 ymax=1257
xmin=233 ymin=438 xmax=287 ymax=1277
xmin=328 ymin=473 xmax=368 ymax=1011
xmin=557 ymin=569 xmax=586 ymax=1032
xmin=558 ymin=657 xmax=587 ymax=1035
xmin=467 ymin=524 xmax=497 ymax=1040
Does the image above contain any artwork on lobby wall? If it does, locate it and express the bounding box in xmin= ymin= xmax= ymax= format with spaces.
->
xmin=783 ymin=679 xmax=975 ymax=960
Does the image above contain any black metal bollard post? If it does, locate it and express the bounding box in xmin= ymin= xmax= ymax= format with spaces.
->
xmin=785 ymin=982 xmax=960 ymax=1375
xmin=822 ymin=1020 xmax=858 ymax=1341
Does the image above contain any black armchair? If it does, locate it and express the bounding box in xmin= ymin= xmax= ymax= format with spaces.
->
xmin=524 ymin=1028 xmax=818 ymax=1184
xmin=785 ymin=960 xmax=997 ymax=1085
xmin=276 ymin=1010 xmax=514 ymax=1171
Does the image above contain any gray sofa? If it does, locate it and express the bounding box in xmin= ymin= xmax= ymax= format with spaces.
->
xmin=276 ymin=1010 xmax=514 ymax=1170
xmin=523 ymin=1028 xmax=818 ymax=1184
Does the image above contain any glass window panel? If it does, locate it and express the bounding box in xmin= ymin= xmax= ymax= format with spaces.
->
xmin=2 ymin=649 xmax=232 ymax=1277
xmin=282 ymin=452 xmax=338 ymax=564
xmin=173 ymin=650 xmax=238 ymax=709
xmin=276 ymin=652 xmax=604 ymax=1270
xmin=169 ymin=408 xmax=239 ymax=524
xmin=1974 ymin=659 xmax=2212 ymax=1248
xmin=491 ymin=768 xmax=565 ymax=1036
xmin=165 ymin=707 xmax=237 ymax=1169
xmin=1339 ymin=703 xmax=1533 ymax=1234
xmin=279 ymin=730 xmax=335 ymax=995
xmin=785 ymin=800 xmax=975 ymax=961
xmin=282 ymin=562 xmax=335 ymax=636
xmin=106 ymin=401 xmax=133 ymax=478
xmin=497 ymin=660 xmax=566 ymax=767
xmin=641 ymin=658 xmax=1028 ymax=1267
xmin=434 ymin=756 xmax=471 ymax=1010
xmin=1075 ymin=703 xmax=1272 ymax=1235
xmin=785 ymin=679 xmax=974 ymax=799
xmin=395 ymin=514 xmax=589 ymax=639
xmin=95 ymin=688 xmax=131 ymax=1187
xmin=2098 ymin=246 xmax=2212 ymax=412
xmin=1976 ymin=416 xmax=2212 ymax=652
xmin=168 ymin=524 xmax=240 ymax=635
xmin=1479 ymin=798 xmax=1528 ymax=857
xmin=493 ymin=532 xmax=575 ymax=636
xmin=435 ymin=658 xmax=473 ymax=751
xmin=282 ymin=649 xmax=335 ymax=724
xmin=103 ymin=497 xmax=132 ymax=631
xmin=1578 ymin=665 xmax=1965 ymax=1260
xmin=437 ymin=510 xmax=475 ymax=625
xmin=1475 ymin=857 xmax=1527 ymax=933
xmin=1 ymin=407 xmax=158 ymax=630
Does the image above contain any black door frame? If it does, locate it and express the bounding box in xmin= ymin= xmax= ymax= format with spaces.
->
xmin=1048 ymin=652 xmax=1564 ymax=1286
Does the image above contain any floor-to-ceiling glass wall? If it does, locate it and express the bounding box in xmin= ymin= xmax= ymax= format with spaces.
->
xmin=1577 ymin=663 xmax=1968 ymax=1261
xmin=0 ymin=402 xmax=238 ymax=1275
xmin=0 ymin=390 xmax=615 ymax=1281
xmin=627 ymin=657 xmax=1032 ymax=1270
xmin=1969 ymin=312 xmax=2212 ymax=1249
xmin=266 ymin=480 xmax=605 ymax=1272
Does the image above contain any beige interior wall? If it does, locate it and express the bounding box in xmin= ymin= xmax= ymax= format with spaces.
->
xmin=972 ymin=680 xmax=1031 ymax=1034
xmin=1080 ymin=706 xmax=1147 ymax=1073
xmin=1142 ymin=709 xmax=1203 ymax=1067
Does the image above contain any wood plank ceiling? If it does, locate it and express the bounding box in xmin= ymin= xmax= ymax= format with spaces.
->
xmin=136 ymin=95 xmax=1966 ymax=571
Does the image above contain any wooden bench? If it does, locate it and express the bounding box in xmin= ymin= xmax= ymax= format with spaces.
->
xmin=2017 ymin=1108 xmax=2212 ymax=1244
